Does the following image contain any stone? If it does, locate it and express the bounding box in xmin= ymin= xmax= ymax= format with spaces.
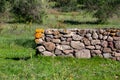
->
xmin=108 ymin=42 xmax=114 ymax=49
xmin=103 ymin=53 xmax=111 ymax=58
xmin=63 ymin=50 xmax=74 ymax=54
xmin=45 ymin=37 xmax=52 ymax=42
xmin=56 ymin=45 xmax=63 ymax=50
xmin=67 ymin=38 xmax=72 ymax=42
xmin=86 ymin=33 xmax=91 ymax=38
xmin=114 ymin=52 xmax=120 ymax=57
xmin=99 ymin=34 xmax=103 ymax=39
xmin=63 ymin=34 xmax=72 ymax=38
xmin=92 ymin=32 xmax=98 ymax=39
xmin=52 ymin=39 xmax=61 ymax=43
xmin=107 ymin=36 xmax=113 ymax=41
xmin=116 ymin=32 xmax=120 ymax=37
xmin=56 ymin=45 xmax=71 ymax=50
xmin=95 ymin=45 xmax=101 ymax=50
xmin=64 ymin=54 xmax=74 ymax=57
xmin=71 ymin=41 xmax=85 ymax=49
xmin=46 ymin=35 xmax=54 ymax=38
xmin=103 ymin=36 xmax=108 ymax=40
xmin=61 ymin=37 xmax=66 ymax=41
xmin=99 ymin=29 xmax=104 ymax=34
xmin=115 ymin=41 xmax=120 ymax=49
xmin=72 ymin=35 xmax=83 ymax=41
xmin=75 ymin=49 xmax=91 ymax=58
xmin=37 ymin=46 xmax=45 ymax=52
xmin=43 ymin=42 xmax=55 ymax=51
xmin=53 ymin=30 xmax=60 ymax=36
xmin=91 ymin=50 xmax=102 ymax=54
xmin=116 ymin=57 xmax=120 ymax=61
xmin=91 ymin=50 xmax=102 ymax=57
xmin=42 ymin=51 xmax=55 ymax=56
xmin=113 ymin=37 xmax=120 ymax=41
xmin=61 ymin=45 xmax=71 ymax=50
xmin=35 ymin=39 xmax=44 ymax=44
xmin=83 ymin=38 xmax=90 ymax=46
xmin=78 ymin=30 xmax=86 ymax=36
xmin=45 ymin=30 xmax=53 ymax=35
xmin=55 ymin=49 xmax=63 ymax=55
xmin=61 ymin=41 xmax=70 ymax=45
xmin=91 ymin=40 xmax=101 ymax=45
xmin=103 ymin=48 xmax=112 ymax=53
xmin=86 ymin=46 xmax=95 ymax=50
xmin=101 ymin=41 xmax=108 ymax=48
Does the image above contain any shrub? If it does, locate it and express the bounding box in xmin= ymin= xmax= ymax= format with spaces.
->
xmin=11 ymin=0 xmax=47 ymax=23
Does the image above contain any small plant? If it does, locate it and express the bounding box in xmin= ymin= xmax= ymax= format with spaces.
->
xmin=35 ymin=29 xmax=44 ymax=39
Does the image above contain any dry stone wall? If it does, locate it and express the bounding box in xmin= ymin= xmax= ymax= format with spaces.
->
xmin=35 ymin=28 xmax=120 ymax=61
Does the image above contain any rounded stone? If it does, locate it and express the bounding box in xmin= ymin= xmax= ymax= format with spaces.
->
xmin=42 ymin=51 xmax=55 ymax=56
xmin=115 ymin=41 xmax=120 ymax=49
xmin=75 ymin=49 xmax=91 ymax=58
xmin=92 ymin=32 xmax=98 ymax=39
xmin=37 ymin=46 xmax=45 ymax=52
xmin=43 ymin=42 xmax=55 ymax=51
xmin=71 ymin=41 xmax=85 ymax=49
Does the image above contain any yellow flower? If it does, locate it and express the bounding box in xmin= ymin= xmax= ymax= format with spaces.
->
xmin=35 ymin=33 xmax=43 ymax=39
xmin=35 ymin=29 xmax=44 ymax=33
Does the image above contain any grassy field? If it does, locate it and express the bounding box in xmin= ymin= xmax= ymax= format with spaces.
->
xmin=0 ymin=11 xmax=120 ymax=80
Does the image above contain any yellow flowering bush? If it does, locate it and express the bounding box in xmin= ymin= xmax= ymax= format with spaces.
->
xmin=35 ymin=29 xmax=44 ymax=39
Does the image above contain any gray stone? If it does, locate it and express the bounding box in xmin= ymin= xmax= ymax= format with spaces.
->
xmin=43 ymin=42 xmax=55 ymax=51
xmin=115 ymin=41 xmax=120 ymax=49
xmin=83 ymin=38 xmax=90 ymax=46
xmin=86 ymin=33 xmax=92 ymax=38
xmin=55 ymin=49 xmax=63 ymax=55
xmin=103 ymin=36 xmax=108 ymax=40
xmin=64 ymin=54 xmax=74 ymax=57
xmin=71 ymin=41 xmax=85 ymax=49
xmin=45 ymin=30 xmax=53 ymax=35
xmin=113 ymin=37 xmax=120 ymax=41
xmin=91 ymin=50 xmax=102 ymax=57
xmin=103 ymin=48 xmax=112 ymax=53
xmin=42 ymin=51 xmax=55 ymax=56
xmin=107 ymin=36 xmax=113 ymax=41
xmin=95 ymin=45 xmax=101 ymax=50
xmin=37 ymin=46 xmax=45 ymax=52
xmin=52 ymin=39 xmax=61 ymax=43
xmin=35 ymin=38 xmax=44 ymax=44
xmin=116 ymin=32 xmax=120 ymax=37
xmin=63 ymin=50 xmax=74 ymax=54
xmin=63 ymin=34 xmax=72 ymax=38
xmin=92 ymin=32 xmax=98 ymax=39
xmin=99 ymin=34 xmax=103 ymax=39
xmin=99 ymin=29 xmax=104 ymax=34
xmin=103 ymin=53 xmax=111 ymax=58
xmin=61 ymin=45 xmax=71 ymax=50
xmin=91 ymin=50 xmax=102 ymax=54
xmin=72 ymin=35 xmax=83 ymax=41
xmin=46 ymin=35 xmax=54 ymax=38
xmin=61 ymin=37 xmax=66 ymax=41
xmin=114 ymin=52 xmax=120 ymax=57
xmin=75 ymin=49 xmax=91 ymax=58
xmin=61 ymin=41 xmax=70 ymax=45
xmin=101 ymin=41 xmax=108 ymax=48
xmin=67 ymin=38 xmax=72 ymax=42
xmin=45 ymin=37 xmax=52 ymax=42
xmin=91 ymin=40 xmax=101 ymax=45
xmin=56 ymin=45 xmax=71 ymax=50
xmin=86 ymin=46 xmax=95 ymax=50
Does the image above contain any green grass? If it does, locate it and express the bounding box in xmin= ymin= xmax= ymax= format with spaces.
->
xmin=0 ymin=56 xmax=120 ymax=80
xmin=0 ymin=11 xmax=120 ymax=80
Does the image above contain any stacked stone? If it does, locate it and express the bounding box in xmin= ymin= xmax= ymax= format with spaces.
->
xmin=36 ymin=29 xmax=120 ymax=61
